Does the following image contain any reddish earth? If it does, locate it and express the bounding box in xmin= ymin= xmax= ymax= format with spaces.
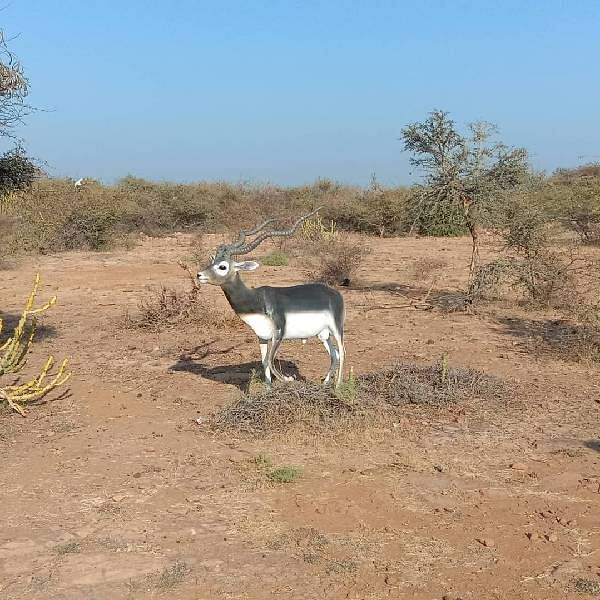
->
xmin=1 ymin=234 xmax=599 ymax=599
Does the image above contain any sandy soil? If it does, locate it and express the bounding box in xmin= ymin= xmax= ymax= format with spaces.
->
xmin=0 ymin=233 xmax=599 ymax=600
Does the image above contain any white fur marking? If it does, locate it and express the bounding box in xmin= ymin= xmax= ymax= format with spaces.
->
xmin=213 ymin=261 xmax=230 ymax=276
xmin=240 ymin=314 xmax=274 ymax=339
xmin=283 ymin=311 xmax=333 ymax=340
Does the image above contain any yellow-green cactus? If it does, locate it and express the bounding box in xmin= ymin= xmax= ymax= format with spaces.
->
xmin=0 ymin=274 xmax=70 ymax=416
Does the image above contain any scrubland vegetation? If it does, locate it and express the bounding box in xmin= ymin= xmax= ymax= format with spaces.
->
xmin=4 ymin=151 xmax=600 ymax=377
xmin=3 ymin=154 xmax=600 ymax=306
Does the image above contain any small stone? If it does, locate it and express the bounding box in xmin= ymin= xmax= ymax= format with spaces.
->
xmin=477 ymin=538 xmax=495 ymax=548
xmin=132 ymin=472 xmax=142 ymax=479
xmin=526 ymin=532 xmax=539 ymax=541
xmin=434 ymin=465 xmax=444 ymax=472
xmin=510 ymin=462 xmax=527 ymax=470
xmin=545 ymin=533 xmax=558 ymax=543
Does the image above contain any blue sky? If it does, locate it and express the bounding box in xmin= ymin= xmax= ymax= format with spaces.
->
xmin=2 ymin=1 xmax=599 ymax=185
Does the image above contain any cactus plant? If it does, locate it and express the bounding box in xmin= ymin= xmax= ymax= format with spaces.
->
xmin=0 ymin=274 xmax=70 ymax=416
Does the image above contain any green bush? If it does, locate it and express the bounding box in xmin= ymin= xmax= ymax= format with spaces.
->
xmin=261 ymin=251 xmax=289 ymax=266
xmin=408 ymin=195 xmax=467 ymax=237
xmin=0 ymin=148 xmax=38 ymax=195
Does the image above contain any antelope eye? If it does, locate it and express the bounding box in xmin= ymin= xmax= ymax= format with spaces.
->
xmin=218 ymin=264 xmax=227 ymax=271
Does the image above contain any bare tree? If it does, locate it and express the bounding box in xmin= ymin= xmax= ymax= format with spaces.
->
xmin=0 ymin=30 xmax=31 ymax=141
xmin=401 ymin=110 xmax=530 ymax=290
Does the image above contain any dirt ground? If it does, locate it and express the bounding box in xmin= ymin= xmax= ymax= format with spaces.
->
xmin=1 ymin=233 xmax=599 ymax=600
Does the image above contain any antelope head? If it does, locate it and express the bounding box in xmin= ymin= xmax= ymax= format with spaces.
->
xmin=197 ymin=208 xmax=321 ymax=286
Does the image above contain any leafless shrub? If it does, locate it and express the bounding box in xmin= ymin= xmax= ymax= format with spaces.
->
xmin=0 ymin=31 xmax=32 ymax=141
xmin=469 ymin=259 xmax=512 ymax=302
xmin=566 ymin=211 xmax=600 ymax=245
xmin=211 ymin=358 xmax=507 ymax=436
xmin=410 ymin=257 xmax=447 ymax=281
xmin=127 ymin=264 xmax=237 ymax=331
xmin=497 ymin=197 xmax=600 ymax=313
xmin=211 ymin=380 xmax=360 ymax=436
xmin=359 ymin=359 xmax=506 ymax=407
xmin=187 ymin=232 xmax=207 ymax=265
xmin=309 ymin=234 xmax=370 ymax=286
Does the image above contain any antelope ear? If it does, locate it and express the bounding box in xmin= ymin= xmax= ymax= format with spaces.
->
xmin=234 ymin=260 xmax=260 ymax=271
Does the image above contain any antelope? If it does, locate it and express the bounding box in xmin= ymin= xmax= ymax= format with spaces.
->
xmin=197 ymin=209 xmax=346 ymax=388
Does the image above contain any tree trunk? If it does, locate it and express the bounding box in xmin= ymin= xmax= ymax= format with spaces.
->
xmin=462 ymin=195 xmax=479 ymax=296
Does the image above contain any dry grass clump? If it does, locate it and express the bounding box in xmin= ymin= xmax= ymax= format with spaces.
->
xmin=127 ymin=560 xmax=191 ymax=593
xmin=573 ymin=577 xmax=600 ymax=596
xmin=211 ymin=380 xmax=359 ymax=436
xmin=359 ymin=359 xmax=506 ymax=407
xmin=211 ymin=358 xmax=507 ymax=436
xmin=469 ymin=260 xmax=513 ymax=302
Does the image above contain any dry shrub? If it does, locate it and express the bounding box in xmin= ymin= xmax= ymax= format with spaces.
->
xmin=553 ymin=162 xmax=600 ymax=181
xmin=309 ymin=234 xmax=370 ymax=286
xmin=211 ymin=380 xmax=363 ymax=436
xmin=187 ymin=232 xmax=207 ymax=265
xmin=359 ymin=360 xmax=506 ymax=407
xmin=0 ymin=175 xmax=405 ymax=259
xmin=211 ymin=359 xmax=507 ymax=437
xmin=128 ymin=267 xmax=237 ymax=331
xmin=469 ymin=260 xmax=512 ymax=302
xmin=573 ymin=577 xmax=600 ymax=596
xmin=504 ymin=318 xmax=600 ymax=363
xmin=0 ymin=254 xmax=17 ymax=270
xmin=410 ymin=257 xmax=447 ymax=281
xmin=475 ymin=195 xmax=600 ymax=313
xmin=323 ymin=187 xmax=413 ymax=237
xmin=272 ymin=214 xmax=337 ymax=258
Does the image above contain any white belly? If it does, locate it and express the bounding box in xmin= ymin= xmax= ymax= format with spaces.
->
xmin=239 ymin=312 xmax=333 ymax=341
xmin=283 ymin=311 xmax=332 ymax=340
xmin=240 ymin=314 xmax=275 ymax=339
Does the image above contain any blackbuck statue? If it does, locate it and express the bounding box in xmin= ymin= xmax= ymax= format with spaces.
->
xmin=197 ymin=209 xmax=346 ymax=388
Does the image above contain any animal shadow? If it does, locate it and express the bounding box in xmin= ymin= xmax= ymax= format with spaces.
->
xmin=349 ymin=281 xmax=469 ymax=312
xmin=584 ymin=439 xmax=600 ymax=453
xmin=0 ymin=312 xmax=58 ymax=342
xmin=169 ymin=339 xmax=302 ymax=391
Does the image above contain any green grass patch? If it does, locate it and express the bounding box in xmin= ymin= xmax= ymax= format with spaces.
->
xmin=252 ymin=454 xmax=301 ymax=484
xmin=261 ymin=251 xmax=289 ymax=266
xmin=267 ymin=466 xmax=301 ymax=484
